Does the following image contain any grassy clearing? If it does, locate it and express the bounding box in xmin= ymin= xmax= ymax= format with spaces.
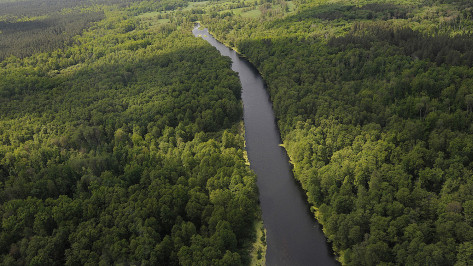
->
xmin=137 ymin=11 xmax=169 ymax=27
xmin=137 ymin=11 xmax=162 ymax=18
xmin=286 ymin=1 xmax=296 ymax=12
xmin=183 ymin=1 xmax=210 ymax=11
xmin=241 ymin=9 xmax=262 ymax=18
xmin=249 ymin=220 xmax=267 ymax=266
xmin=155 ymin=18 xmax=170 ymax=24
xmin=226 ymin=6 xmax=247 ymax=15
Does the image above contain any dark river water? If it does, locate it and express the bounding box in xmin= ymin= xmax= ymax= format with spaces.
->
xmin=193 ymin=25 xmax=338 ymax=266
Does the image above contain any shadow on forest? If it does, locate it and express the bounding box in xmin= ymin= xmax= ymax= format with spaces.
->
xmin=0 ymin=20 xmax=51 ymax=33
xmin=0 ymin=11 xmax=104 ymax=61
xmin=232 ymin=5 xmax=473 ymax=127
xmin=1 ymin=40 xmax=240 ymax=136
xmin=0 ymin=0 xmax=88 ymax=17
xmin=281 ymin=2 xmax=410 ymax=22
xmin=0 ymin=39 xmax=242 ymax=202
xmin=328 ymin=23 xmax=473 ymax=67
xmin=0 ymin=0 xmax=133 ymax=17
xmin=266 ymin=1 xmax=473 ymax=68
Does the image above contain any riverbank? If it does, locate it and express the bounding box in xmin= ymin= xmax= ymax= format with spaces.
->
xmin=193 ymin=24 xmax=338 ymax=265
xmin=249 ymin=220 xmax=267 ymax=266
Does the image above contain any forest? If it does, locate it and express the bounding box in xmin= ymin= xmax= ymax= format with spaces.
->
xmin=3 ymin=0 xmax=473 ymax=265
xmin=199 ymin=0 xmax=473 ymax=264
xmin=0 ymin=0 xmax=261 ymax=265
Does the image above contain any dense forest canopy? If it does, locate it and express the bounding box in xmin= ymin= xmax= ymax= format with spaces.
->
xmin=197 ymin=0 xmax=473 ymax=264
xmin=0 ymin=0 xmax=262 ymax=265
xmin=3 ymin=0 xmax=473 ymax=264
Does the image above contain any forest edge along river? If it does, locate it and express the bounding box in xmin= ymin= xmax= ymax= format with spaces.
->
xmin=193 ymin=24 xmax=338 ymax=266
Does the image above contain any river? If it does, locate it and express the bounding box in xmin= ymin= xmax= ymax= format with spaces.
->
xmin=193 ymin=25 xmax=338 ymax=266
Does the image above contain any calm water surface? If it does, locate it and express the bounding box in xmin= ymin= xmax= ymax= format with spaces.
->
xmin=193 ymin=25 xmax=338 ymax=266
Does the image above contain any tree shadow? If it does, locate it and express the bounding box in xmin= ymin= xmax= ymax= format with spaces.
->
xmin=266 ymin=1 xmax=473 ymax=68
xmin=328 ymin=22 xmax=473 ymax=67
xmin=0 ymin=0 xmax=87 ymax=17
xmin=0 ymin=20 xmax=51 ymax=33
xmin=280 ymin=2 xmax=410 ymax=22
xmin=0 ymin=37 xmax=244 ymax=202
xmin=0 ymin=11 xmax=104 ymax=61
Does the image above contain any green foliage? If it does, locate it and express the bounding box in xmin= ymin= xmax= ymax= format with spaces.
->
xmin=0 ymin=1 xmax=258 ymax=264
xmin=0 ymin=0 xmax=191 ymax=61
xmin=202 ymin=0 xmax=473 ymax=264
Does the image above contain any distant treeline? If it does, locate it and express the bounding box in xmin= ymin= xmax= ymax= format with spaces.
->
xmin=0 ymin=0 xmax=142 ymax=18
xmin=0 ymin=11 xmax=104 ymax=61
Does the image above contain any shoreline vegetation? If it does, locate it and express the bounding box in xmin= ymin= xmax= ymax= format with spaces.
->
xmin=249 ymin=220 xmax=267 ymax=266
xmin=192 ymin=25 xmax=268 ymax=265
xmin=194 ymin=23 xmax=337 ymax=264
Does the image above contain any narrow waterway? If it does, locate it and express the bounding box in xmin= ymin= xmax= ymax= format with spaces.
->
xmin=193 ymin=25 xmax=338 ymax=266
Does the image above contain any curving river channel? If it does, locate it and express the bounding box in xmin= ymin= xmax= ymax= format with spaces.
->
xmin=193 ymin=25 xmax=338 ymax=266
